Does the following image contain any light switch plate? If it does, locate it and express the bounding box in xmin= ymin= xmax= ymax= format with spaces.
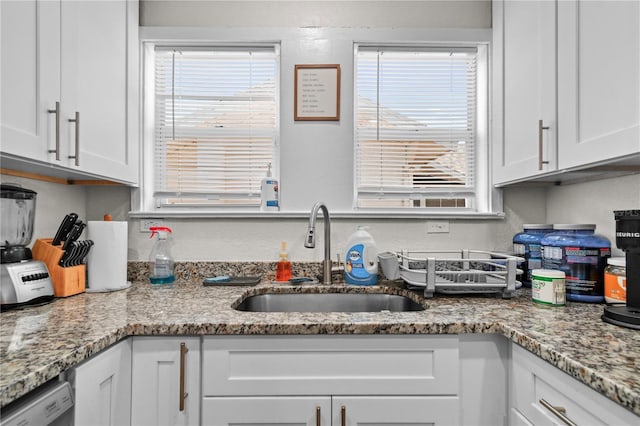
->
xmin=140 ymin=219 xmax=164 ymax=233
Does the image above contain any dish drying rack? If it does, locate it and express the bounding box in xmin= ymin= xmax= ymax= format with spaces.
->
xmin=378 ymin=249 xmax=524 ymax=298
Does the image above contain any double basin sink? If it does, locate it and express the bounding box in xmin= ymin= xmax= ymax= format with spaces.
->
xmin=234 ymin=289 xmax=425 ymax=313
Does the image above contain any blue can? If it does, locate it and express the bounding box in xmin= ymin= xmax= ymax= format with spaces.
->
xmin=541 ymin=224 xmax=611 ymax=303
xmin=513 ymin=224 xmax=554 ymax=287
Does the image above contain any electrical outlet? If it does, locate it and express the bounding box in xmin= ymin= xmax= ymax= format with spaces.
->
xmin=140 ymin=219 xmax=164 ymax=233
xmin=427 ymin=220 xmax=450 ymax=234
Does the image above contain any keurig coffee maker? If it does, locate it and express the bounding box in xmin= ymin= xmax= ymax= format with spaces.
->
xmin=603 ymin=210 xmax=640 ymax=329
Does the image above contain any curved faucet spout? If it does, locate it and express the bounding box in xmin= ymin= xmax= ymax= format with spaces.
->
xmin=304 ymin=202 xmax=332 ymax=284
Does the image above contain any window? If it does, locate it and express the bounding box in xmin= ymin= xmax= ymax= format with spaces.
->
xmin=355 ymin=46 xmax=484 ymax=211
xmin=151 ymin=45 xmax=279 ymax=208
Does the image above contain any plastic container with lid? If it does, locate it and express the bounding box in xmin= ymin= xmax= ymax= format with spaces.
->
xmin=604 ymin=257 xmax=626 ymax=304
xmin=541 ymin=224 xmax=611 ymax=303
xmin=344 ymin=226 xmax=378 ymax=285
xmin=513 ymin=224 xmax=554 ymax=287
xmin=531 ymin=269 xmax=566 ymax=307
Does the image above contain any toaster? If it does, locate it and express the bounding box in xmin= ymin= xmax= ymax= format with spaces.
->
xmin=1 ymin=261 xmax=54 ymax=309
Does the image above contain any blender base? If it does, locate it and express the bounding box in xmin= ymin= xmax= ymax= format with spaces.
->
xmin=602 ymin=306 xmax=640 ymax=330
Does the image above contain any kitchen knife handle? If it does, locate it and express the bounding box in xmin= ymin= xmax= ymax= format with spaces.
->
xmin=179 ymin=342 xmax=189 ymax=411
xmin=68 ymin=111 xmax=80 ymax=166
xmin=52 ymin=213 xmax=78 ymax=246
xmin=47 ymin=101 xmax=61 ymax=161
xmin=538 ymin=119 xmax=550 ymax=170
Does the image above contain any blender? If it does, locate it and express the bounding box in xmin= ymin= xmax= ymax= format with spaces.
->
xmin=1 ymin=184 xmax=54 ymax=309
xmin=602 ymin=210 xmax=640 ymax=329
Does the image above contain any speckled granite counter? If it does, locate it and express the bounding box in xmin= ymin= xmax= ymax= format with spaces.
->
xmin=1 ymin=279 xmax=639 ymax=417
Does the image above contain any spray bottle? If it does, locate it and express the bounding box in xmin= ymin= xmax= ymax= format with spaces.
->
xmin=149 ymin=226 xmax=175 ymax=284
xmin=260 ymin=162 xmax=279 ymax=211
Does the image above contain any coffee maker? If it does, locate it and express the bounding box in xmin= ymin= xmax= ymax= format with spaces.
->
xmin=602 ymin=210 xmax=640 ymax=329
xmin=1 ymin=184 xmax=54 ymax=309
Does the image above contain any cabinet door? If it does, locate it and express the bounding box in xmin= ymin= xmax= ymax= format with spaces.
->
xmin=131 ymin=337 xmax=200 ymax=426
xmin=492 ymin=0 xmax=557 ymax=185
xmin=558 ymin=0 xmax=640 ymax=169
xmin=1 ymin=0 xmax=60 ymax=162
xmin=60 ymin=0 xmax=138 ymax=183
xmin=202 ymin=396 xmax=332 ymax=426
xmin=334 ymin=396 xmax=460 ymax=425
xmin=510 ymin=343 xmax=639 ymax=425
xmin=74 ymin=339 xmax=132 ymax=426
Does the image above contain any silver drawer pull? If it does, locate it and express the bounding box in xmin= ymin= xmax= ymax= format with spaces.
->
xmin=538 ymin=119 xmax=550 ymax=170
xmin=539 ymin=398 xmax=577 ymax=426
xmin=47 ymin=101 xmax=60 ymax=160
xmin=68 ymin=112 xmax=80 ymax=166
xmin=179 ymin=342 xmax=188 ymax=411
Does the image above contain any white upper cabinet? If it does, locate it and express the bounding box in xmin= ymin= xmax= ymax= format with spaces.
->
xmin=492 ymin=0 xmax=557 ymax=184
xmin=1 ymin=0 xmax=61 ymax=162
xmin=557 ymin=0 xmax=640 ymax=169
xmin=1 ymin=0 xmax=139 ymax=185
xmin=493 ymin=0 xmax=640 ymax=186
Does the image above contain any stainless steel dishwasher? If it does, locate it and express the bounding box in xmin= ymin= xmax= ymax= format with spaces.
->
xmin=1 ymin=378 xmax=74 ymax=426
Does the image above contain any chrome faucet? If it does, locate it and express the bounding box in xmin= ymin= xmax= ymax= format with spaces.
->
xmin=304 ymin=202 xmax=332 ymax=284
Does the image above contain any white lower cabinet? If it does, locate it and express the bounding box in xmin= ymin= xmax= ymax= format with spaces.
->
xmin=201 ymin=335 xmax=462 ymax=425
xmin=510 ymin=342 xmax=639 ymax=425
xmin=73 ymin=339 xmax=132 ymax=426
xmin=202 ymin=395 xmax=459 ymax=425
xmin=131 ymin=336 xmax=201 ymax=426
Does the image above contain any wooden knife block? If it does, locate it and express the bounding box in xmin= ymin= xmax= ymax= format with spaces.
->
xmin=32 ymin=238 xmax=86 ymax=297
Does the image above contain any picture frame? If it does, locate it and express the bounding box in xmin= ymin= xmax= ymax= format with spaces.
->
xmin=294 ymin=64 xmax=341 ymax=121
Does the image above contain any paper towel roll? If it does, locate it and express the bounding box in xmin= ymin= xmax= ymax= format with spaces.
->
xmin=86 ymin=221 xmax=131 ymax=292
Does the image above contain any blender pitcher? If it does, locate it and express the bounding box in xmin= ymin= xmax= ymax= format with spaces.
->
xmin=1 ymin=184 xmax=37 ymax=264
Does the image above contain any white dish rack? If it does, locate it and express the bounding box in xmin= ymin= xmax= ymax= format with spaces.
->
xmin=378 ymin=249 xmax=524 ymax=298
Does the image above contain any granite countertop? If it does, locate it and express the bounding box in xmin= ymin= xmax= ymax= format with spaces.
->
xmin=1 ymin=279 xmax=639 ymax=416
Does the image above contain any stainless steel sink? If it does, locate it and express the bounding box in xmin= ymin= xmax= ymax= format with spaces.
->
xmin=234 ymin=292 xmax=425 ymax=312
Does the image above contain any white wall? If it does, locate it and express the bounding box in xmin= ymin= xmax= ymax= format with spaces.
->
xmin=0 ymin=175 xmax=88 ymax=245
xmin=546 ymin=174 xmax=640 ymax=257
xmin=140 ymin=1 xmax=492 ymax=28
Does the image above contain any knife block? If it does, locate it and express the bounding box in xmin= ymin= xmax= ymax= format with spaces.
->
xmin=32 ymin=238 xmax=85 ymax=297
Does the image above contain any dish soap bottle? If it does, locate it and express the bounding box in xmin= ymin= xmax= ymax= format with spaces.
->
xmin=149 ymin=226 xmax=175 ymax=284
xmin=275 ymin=241 xmax=292 ymax=281
xmin=344 ymin=226 xmax=378 ymax=285
xmin=260 ymin=162 xmax=279 ymax=211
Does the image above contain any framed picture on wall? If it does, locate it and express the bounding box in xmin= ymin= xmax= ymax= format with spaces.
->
xmin=294 ymin=64 xmax=340 ymax=121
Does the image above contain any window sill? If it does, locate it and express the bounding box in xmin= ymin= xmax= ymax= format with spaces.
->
xmin=128 ymin=210 xmax=505 ymax=220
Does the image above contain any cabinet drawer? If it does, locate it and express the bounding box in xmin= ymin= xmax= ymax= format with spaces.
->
xmin=203 ymin=335 xmax=459 ymax=396
xmin=510 ymin=343 xmax=638 ymax=425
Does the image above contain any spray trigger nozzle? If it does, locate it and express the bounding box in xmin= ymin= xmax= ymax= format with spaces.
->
xmin=150 ymin=226 xmax=173 ymax=239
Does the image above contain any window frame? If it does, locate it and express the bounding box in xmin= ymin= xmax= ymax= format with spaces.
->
xmin=136 ymin=40 xmax=281 ymax=214
xmin=353 ymin=42 xmax=490 ymax=214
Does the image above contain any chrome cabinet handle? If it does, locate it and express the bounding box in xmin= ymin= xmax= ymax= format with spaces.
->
xmin=539 ymin=398 xmax=577 ymax=426
xmin=47 ymin=102 xmax=60 ymax=160
xmin=341 ymin=405 xmax=346 ymax=426
xmin=538 ymin=119 xmax=550 ymax=170
xmin=179 ymin=342 xmax=189 ymax=411
xmin=316 ymin=406 xmax=321 ymax=426
xmin=68 ymin=112 xmax=80 ymax=166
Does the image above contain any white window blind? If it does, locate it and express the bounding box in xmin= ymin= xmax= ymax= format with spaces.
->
xmin=153 ymin=46 xmax=278 ymax=207
xmin=355 ymin=46 xmax=477 ymax=209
